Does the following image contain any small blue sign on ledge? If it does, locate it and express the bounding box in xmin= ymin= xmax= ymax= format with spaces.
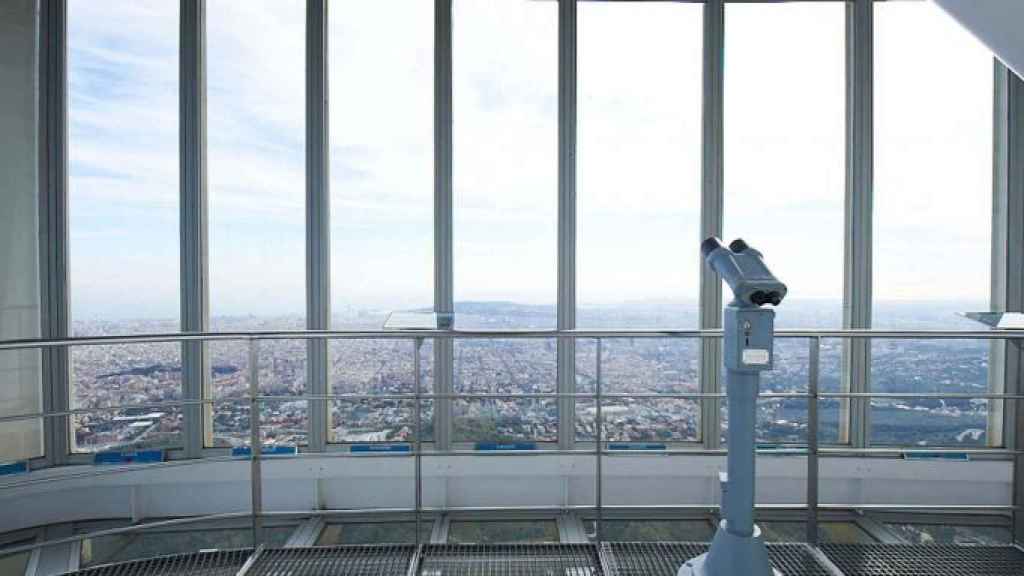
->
xmin=608 ymin=443 xmax=666 ymax=451
xmin=94 ymin=449 xmax=164 ymax=465
xmin=231 ymin=445 xmax=297 ymax=457
xmin=351 ymin=444 xmax=412 ymax=453
xmin=0 ymin=461 xmax=29 ymax=476
xmin=475 ymin=442 xmax=536 ymax=451
xmin=903 ymin=451 xmax=969 ymax=462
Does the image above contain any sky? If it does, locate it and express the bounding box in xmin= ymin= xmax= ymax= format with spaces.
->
xmin=67 ymin=0 xmax=994 ymax=326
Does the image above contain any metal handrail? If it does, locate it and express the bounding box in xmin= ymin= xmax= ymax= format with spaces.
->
xmin=0 ymin=327 xmax=1021 ymax=351
xmin=0 ymin=327 xmax=1020 ymax=558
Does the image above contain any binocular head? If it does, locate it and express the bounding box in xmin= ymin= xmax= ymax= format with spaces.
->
xmin=701 ymin=237 xmax=787 ymax=308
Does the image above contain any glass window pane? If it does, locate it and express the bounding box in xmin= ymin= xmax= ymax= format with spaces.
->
xmin=79 ymin=523 xmax=295 ymax=567
xmin=884 ymin=522 xmax=1011 ymax=546
xmin=316 ymin=522 xmax=432 ymax=545
xmin=0 ymin=551 xmax=29 ymax=576
xmin=206 ymin=0 xmax=307 ymax=447
xmin=575 ymin=339 xmax=700 ymax=443
xmin=447 ymin=520 xmax=559 ymax=544
xmin=68 ymin=0 xmax=181 ymax=452
xmin=584 ymin=519 xmax=715 ymax=543
xmin=759 ymin=521 xmax=875 ymax=544
xmin=725 ymin=3 xmax=845 ymax=324
xmin=329 ymin=1 xmax=433 ymax=329
xmin=453 ymin=0 xmax=557 ymax=326
xmin=872 ymin=3 xmax=993 ymax=447
xmin=721 ymin=4 xmax=844 ymax=448
xmin=577 ymin=2 xmax=702 ymax=330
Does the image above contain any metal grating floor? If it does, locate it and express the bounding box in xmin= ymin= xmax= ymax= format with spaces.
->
xmin=418 ymin=544 xmax=604 ymax=576
xmin=68 ymin=549 xmax=252 ymax=576
xmin=245 ymin=544 xmax=417 ymax=575
xmin=820 ymin=543 xmax=1024 ymax=576
xmin=59 ymin=543 xmax=1024 ymax=576
xmin=600 ymin=542 xmax=833 ymax=576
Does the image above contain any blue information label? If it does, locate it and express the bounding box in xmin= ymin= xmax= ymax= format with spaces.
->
xmin=231 ymin=445 xmax=297 ymax=457
xmin=475 ymin=442 xmax=536 ymax=451
xmin=350 ymin=444 xmax=412 ymax=453
xmin=608 ymin=443 xmax=667 ymax=451
xmin=903 ymin=451 xmax=969 ymax=462
xmin=94 ymin=449 xmax=165 ymax=465
xmin=0 ymin=461 xmax=29 ymax=476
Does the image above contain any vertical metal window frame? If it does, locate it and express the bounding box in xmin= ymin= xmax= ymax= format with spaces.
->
xmin=992 ymin=62 xmax=1024 ymax=542
xmin=435 ymin=0 xmax=454 ymax=451
xmin=180 ymin=0 xmax=210 ymax=458
xmin=38 ymin=0 xmax=70 ymax=466
xmin=307 ymin=0 xmax=330 ymax=452
xmin=700 ymin=0 xmax=724 ymax=450
xmin=557 ymin=0 xmax=577 ymax=451
xmin=842 ymin=0 xmax=872 ymax=448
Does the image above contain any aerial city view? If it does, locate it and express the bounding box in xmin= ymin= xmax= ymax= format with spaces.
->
xmin=69 ymin=300 xmax=990 ymax=453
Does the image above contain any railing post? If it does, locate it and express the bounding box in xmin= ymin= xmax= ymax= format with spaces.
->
xmin=807 ymin=337 xmax=820 ymax=546
xmin=248 ymin=338 xmax=263 ymax=545
xmin=414 ymin=337 xmax=424 ymax=545
xmin=595 ymin=337 xmax=603 ymax=543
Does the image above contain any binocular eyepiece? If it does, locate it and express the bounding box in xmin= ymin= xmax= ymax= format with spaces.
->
xmin=702 ymin=237 xmax=787 ymax=308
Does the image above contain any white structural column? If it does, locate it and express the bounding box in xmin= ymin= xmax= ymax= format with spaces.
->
xmin=992 ymin=62 xmax=1024 ymax=543
xmin=38 ymin=0 xmax=71 ymax=465
xmin=699 ymin=0 xmax=724 ymax=450
xmin=556 ymin=0 xmax=577 ymax=451
xmin=0 ymin=0 xmax=44 ymax=464
xmin=842 ymin=0 xmax=873 ymax=448
xmin=434 ymin=0 xmax=454 ymax=451
xmin=306 ymin=0 xmax=330 ymax=451
xmin=180 ymin=0 xmax=210 ymax=457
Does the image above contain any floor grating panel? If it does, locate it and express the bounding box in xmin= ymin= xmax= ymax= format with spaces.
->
xmin=58 ymin=543 xmax=1024 ymax=576
xmin=66 ymin=549 xmax=252 ymax=576
xmin=418 ymin=544 xmax=603 ymax=576
xmin=247 ymin=544 xmax=417 ymax=576
xmin=821 ymin=543 xmax=1024 ymax=576
xmin=600 ymin=542 xmax=832 ymax=576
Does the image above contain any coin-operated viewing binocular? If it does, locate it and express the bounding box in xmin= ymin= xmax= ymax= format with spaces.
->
xmin=680 ymin=237 xmax=787 ymax=576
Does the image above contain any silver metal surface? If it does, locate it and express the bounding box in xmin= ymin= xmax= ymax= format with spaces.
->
xmin=843 ymin=0 xmax=873 ymax=450
xmin=700 ymin=0 xmax=725 ymax=453
xmin=808 ymin=337 xmax=821 ymax=545
xmin=249 ymin=340 xmax=263 ymax=545
xmin=305 ymin=0 xmax=330 ymax=455
xmin=37 ymin=0 xmax=70 ymax=467
xmin=179 ymin=0 xmax=210 ymax=459
xmin=596 ymin=338 xmax=604 ymax=543
xmin=66 ymin=549 xmax=251 ymax=576
xmin=419 ymin=544 xmax=603 ymax=576
xmin=821 ymin=544 xmax=1024 ymax=576
xmin=434 ymin=0 xmax=454 ymax=453
xmin=415 ymin=338 xmax=424 ymax=544
xmin=557 ymin=0 xmax=578 ymax=453
xmin=993 ymin=60 xmax=1024 ymax=546
xmin=245 ymin=545 xmax=416 ymax=576
xmin=601 ymin=542 xmax=832 ymax=576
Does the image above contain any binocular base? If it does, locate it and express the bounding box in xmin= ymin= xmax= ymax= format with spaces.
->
xmin=678 ymin=521 xmax=781 ymax=576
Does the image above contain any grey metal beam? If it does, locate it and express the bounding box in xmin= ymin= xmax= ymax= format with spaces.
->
xmin=699 ymin=0 xmax=724 ymax=451
xmin=842 ymin=0 xmax=873 ymax=448
xmin=992 ymin=61 xmax=1024 ymax=545
xmin=38 ymin=0 xmax=70 ymax=466
xmin=306 ymin=0 xmax=330 ymax=452
xmin=434 ymin=0 xmax=454 ymax=451
xmin=557 ymin=0 xmax=578 ymax=451
xmin=180 ymin=0 xmax=210 ymax=458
